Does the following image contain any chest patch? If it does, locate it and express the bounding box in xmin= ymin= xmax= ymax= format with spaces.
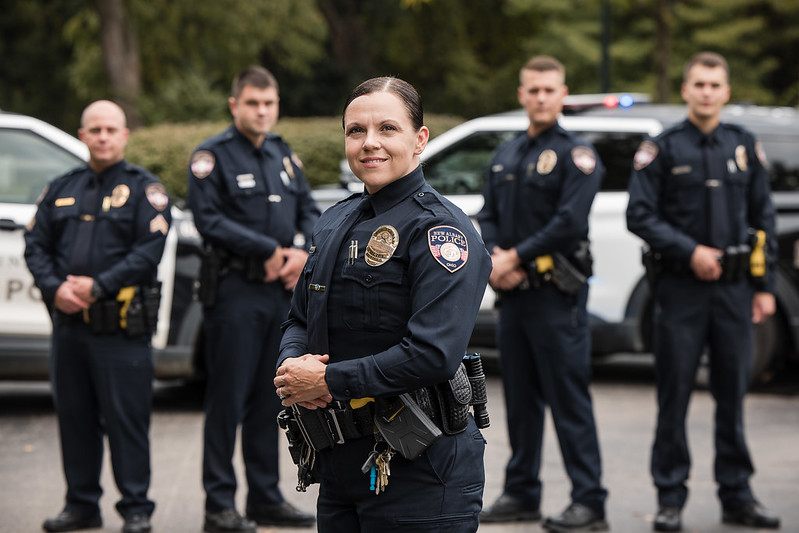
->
xmin=428 ymin=225 xmax=468 ymax=273
xmin=537 ymin=149 xmax=557 ymax=175
xmin=365 ymin=225 xmax=399 ymax=267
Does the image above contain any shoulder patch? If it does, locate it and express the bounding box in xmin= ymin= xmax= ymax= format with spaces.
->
xmin=571 ymin=146 xmax=596 ymax=175
xmin=755 ymin=141 xmax=769 ymax=168
xmin=633 ymin=140 xmax=659 ymax=170
xmin=190 ymin=150 xmax=215 ymax=179
xmin=146 ymin=182 xmax=169 ymax=212
xmin=428 ymin=225 xmax=468 ymax=273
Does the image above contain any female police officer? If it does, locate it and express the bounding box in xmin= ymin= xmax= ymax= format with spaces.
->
xmin=274 ymin=77 xmax=492 ymax=532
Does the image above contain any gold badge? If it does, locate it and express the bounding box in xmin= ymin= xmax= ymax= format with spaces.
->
xmin=365 ymin=225 xmax=399 ymax=267
xmin=55 ymin=197 xmax=75 ymax=207
xmin=571 ymin=146 xmax=597 ymax=175
xmin=191 ymin=150 xmax=215 ymax=179
xmin=633 ymin=140 xmax=659 ymax=170
xmin=149 ymin=214 xmax=169 ymax=235
xmin=146 ymin=183 xmax=169 ymax=212
xmin=537 ymin=149 xmax=557 ymax=175
xmin=110 ymin=184 xmax=130 ymax=208
xmin=735 ymin=145 xmax=748 ymax=171
xmin=282 ymin=156 xmax=296 ymax=180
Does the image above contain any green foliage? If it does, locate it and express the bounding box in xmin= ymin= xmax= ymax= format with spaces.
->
xmin=126 ymin=114 xmax=465 ymax=204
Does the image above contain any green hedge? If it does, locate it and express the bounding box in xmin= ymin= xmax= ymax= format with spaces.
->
xmin=127 ymin=114 xmax=465 ymax=204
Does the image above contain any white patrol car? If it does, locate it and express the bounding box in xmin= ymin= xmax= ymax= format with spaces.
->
xmin=0 ymin=112 xmax=204 ymax=380
xmin=334 ymin=96 xmax=799 ymax=384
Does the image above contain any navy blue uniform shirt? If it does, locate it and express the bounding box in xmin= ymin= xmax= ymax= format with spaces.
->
xmin=279 ymin=166 xmax=492 ymax=400
xmin=188 ymin=125 xmax=320 ymax=257
xmin=25 ymin=160 xmax=171 ymax=304
xmin=477 ymin=123 xmax=604 ymax=262
xmin=626 ymin=119 xmax=776 ymax=291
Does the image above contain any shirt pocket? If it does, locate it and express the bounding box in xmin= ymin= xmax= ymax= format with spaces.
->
xmin=340 ymin=257 xmax=409 ymax=331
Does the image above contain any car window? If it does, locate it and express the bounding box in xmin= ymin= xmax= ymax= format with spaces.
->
xmin=0 ymin=129 xmax=84 ymax=204
xmin=422 ymin=129 xmax=648 ymax=195
xmin=760 ymin=137 xmax=799 ymax=192
xmin=578 ymin=131 xmax=648 ymax=191
xmin=423 ymin=131 xmax=517 ymax=195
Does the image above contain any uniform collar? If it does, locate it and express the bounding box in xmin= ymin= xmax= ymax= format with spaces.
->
xmin=361 ymin=165 xmax=425 ymax=216
xmin=683 ymin=118 xmax=721 ymax=145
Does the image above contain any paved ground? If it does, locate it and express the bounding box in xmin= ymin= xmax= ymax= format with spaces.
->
xmin=1 ymin=358 xmax=797 ymax=532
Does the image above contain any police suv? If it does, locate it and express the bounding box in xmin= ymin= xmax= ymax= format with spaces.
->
xmin=0 ymin=112 xmax=204 ymax=380
xmin=335 ymin=95 xmax=799 ymax=384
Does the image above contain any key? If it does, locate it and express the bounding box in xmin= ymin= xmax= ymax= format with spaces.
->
xmin=361 ymin=449 xmax=379 ymax=474
xmin=374 ymin=455 xmax=385 ymax=494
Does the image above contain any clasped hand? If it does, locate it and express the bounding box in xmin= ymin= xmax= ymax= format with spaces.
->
xmin=274 ymin=354 xmax=333 ymax=409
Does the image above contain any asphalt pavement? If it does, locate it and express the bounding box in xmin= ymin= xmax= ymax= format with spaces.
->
xmin=1 ymin=358 xmax=797 ymax=533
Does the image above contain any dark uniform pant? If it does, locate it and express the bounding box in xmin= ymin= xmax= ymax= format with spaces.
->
xmin=315 ymin=418 xmax=485 ymax=532
xmin=652 ymin=274 xmax=755 ymax=509
xmin=202 ymin=272 xmax=288 ymax=512
xmin=51 ymin=317 xmax=155 ymax=518
xmin=498 ymin=284 xmax=607 ymax=513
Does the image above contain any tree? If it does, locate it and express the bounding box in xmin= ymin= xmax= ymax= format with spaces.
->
xmin=93 ymin=0 xmax=142 ymax=128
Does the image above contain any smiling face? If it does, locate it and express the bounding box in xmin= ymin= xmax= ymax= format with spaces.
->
xmin=343 ymin=91 xmax=429 ymax=194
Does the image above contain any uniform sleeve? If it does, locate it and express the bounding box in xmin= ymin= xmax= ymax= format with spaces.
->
xmin=187 ymin=147 xmax=280 ymax=257
xmin=95 ymin=178 xmax=172 ymax=293
xmin=476 ymin=167 xmax=500 ymax=253
xmin=288 ymin=158 xmax=322 ymax=249
xmin=626 ymin=139 xmax=698 ymax=261
xmin=24 ymin=187 xmax=62 ymax=305
xmin=747 ymin=138 xmax=777 ymax=293
xmin=514 ymin=145 xmax=603 ymax=262
xmin=323 ymin=221 xmax=492 ymax=399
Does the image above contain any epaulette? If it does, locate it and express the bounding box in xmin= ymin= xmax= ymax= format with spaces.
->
xmin=413 ymin=185 xmax=458 ymax=219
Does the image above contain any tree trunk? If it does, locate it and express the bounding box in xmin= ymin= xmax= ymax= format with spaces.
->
xmin=93 ymin=0 xmax=142 ymax=128
xmin=653 ymin=0 xmax=672 ymax=103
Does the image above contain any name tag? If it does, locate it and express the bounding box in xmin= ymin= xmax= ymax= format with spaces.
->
xmin=236 ymin=173 xmax=256 ymax=189
xmin=671 ymin=165 xmax=691 ymax=175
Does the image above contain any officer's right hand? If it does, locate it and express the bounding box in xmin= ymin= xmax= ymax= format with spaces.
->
xmin=54 ymin=281 xmax=91 ymax=314
xmin=690 ymin=244 xmax=723 ymax=281
xmin=263 ymin=246 xmax=285 ymax=283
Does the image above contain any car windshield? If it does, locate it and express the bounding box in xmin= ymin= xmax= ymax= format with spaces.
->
xmin=0 ymin=129 xmax=84 ymax=204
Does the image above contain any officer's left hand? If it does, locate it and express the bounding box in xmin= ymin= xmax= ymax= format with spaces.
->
xmin=263 ymin=247 xmax=285 ymax=283
xmin=65 ymin=275 xmax=97 ymax=303
xmin=275 ymin=354 xmax=333 ymax=408
xmin=279 ymin=248 xmax=309 ymax=291
xmin=752 ymin=292 xmax=776 ymax=324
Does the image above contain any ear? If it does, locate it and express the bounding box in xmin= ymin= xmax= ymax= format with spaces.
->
xmin=228 ymin=96 xmax=237 ymax=117
xmin=415 ymin=126 xmax=430 ymax=155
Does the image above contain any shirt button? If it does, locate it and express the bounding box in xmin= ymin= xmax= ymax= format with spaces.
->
xmin=417 ymin=192 xmax=425 ymax=197
xmin=365 ymin=274 xmax=373 ymax=282
xmin=344 ymin=389 xmax=352 ymax=397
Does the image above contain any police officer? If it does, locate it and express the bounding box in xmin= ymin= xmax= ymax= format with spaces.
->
xmin=188 ymin=66 xmax=319 ymax=532
xmin=25 ymin=100 xmax=168 ymax=533
xmin=477 ymin=56 xmax=609 ymax=531
xmin=626 ymin=51 xmax=781 ymax=532
xmin=274 ymin=77 xmax=492 ymax=532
